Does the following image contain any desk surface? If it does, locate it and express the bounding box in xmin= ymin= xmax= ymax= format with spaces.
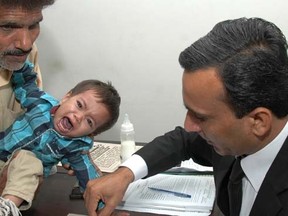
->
xmin=21 ymin=167 xmax=163 ymax=216
xmin=20 ymin=166 xmax=221 ymax=216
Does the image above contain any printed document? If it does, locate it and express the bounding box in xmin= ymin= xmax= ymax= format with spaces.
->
xmin=166 ymin=158 xmax=213 ymax=174
xmin=89 ymin=142 xmax=142 ymax=172
xmin=117 ymin=173 xmax=215 ymax=214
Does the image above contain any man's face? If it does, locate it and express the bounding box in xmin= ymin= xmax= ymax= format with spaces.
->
xmin=182 ymin=68 xmax=256 ymax=156
xmin=0 ymin=7 xmax=43 ymax=70
xmin=53 ymin=90 xmax=111 ymax=138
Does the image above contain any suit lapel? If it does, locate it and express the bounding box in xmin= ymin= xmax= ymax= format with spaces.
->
xmin=250 ymin=137 xmax=288 ymax=215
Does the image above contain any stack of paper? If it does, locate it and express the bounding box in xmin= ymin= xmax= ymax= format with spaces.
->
xmin=88 ymin=143 xmax=216 ymax=215
xmin=116 ymin=173 xmax=215 ymax=215
xmin=165 ymin=158 xmax=213 ymax=174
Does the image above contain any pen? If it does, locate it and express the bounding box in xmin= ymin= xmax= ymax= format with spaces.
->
xmin=148 ymin=187 xmax=191 ymax=198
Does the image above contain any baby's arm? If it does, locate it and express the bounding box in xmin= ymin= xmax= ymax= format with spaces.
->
xmin=66 ymin=153 xmax=104 ymax=209
xmin=11 ymin=61 xmax=44 ymax=108
xmin=67 ymin=153 xmax=102 ymax=191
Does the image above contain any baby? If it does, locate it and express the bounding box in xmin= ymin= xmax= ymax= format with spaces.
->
xmin=0 ymin=61 xmax=121 ymax=215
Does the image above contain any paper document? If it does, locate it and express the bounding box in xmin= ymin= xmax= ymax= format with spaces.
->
xmin=67 ymin=214 xmax=86 ymax=216
xmin=116 ymin=206 xmax=211 ymax=216
xmin=89 ymin=142 xmax=142 ymax=173
xmin=118 ymin=173 xmax=215 ymax=214
xmin=166 ymin=158 xmax=213 ymax=174
xmin=68 ymin=211 xmax=209 ymax=216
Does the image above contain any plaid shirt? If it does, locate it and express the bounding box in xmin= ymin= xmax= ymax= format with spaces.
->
xmin=0 ymin=62 xmax=100 ymax=191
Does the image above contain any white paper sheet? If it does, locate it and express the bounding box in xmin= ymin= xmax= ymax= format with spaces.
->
xmin=118 ymin=173 xmax=215 ymax=214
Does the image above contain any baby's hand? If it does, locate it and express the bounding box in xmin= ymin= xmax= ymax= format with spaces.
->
xmin=62 ymin=163 xmax=75 ymax=176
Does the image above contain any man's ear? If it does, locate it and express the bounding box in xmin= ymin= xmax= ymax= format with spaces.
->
xmin=60 ymin=91 xmax=72 ymax=104
xmin=248 ymin=107 xmax=272 ymax=137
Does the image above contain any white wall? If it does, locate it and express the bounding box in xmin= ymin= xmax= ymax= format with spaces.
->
xmin=37 ymin=0 xmax=288 ymax=143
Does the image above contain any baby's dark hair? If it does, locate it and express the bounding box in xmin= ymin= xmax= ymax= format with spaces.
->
xmin=70 ymin=79 xmax=121 ymax=135
xmin=0 ymin=0 xmax=55 ymax=10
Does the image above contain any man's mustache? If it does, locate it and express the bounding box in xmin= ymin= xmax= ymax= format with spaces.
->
xmin=3 ymin=48 xmax=32 ymax=56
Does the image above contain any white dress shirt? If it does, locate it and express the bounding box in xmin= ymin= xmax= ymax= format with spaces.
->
xmin=240 ymin=121 xmax=288 ymax=215
xmin=121 ymin=154 xmax=148 ymax=181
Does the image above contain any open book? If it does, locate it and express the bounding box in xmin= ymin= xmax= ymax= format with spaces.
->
xmin=117 ymin=173 xmax=215 ymax=214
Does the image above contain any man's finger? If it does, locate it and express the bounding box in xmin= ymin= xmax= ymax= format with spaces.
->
xmin=98 ymin=205 xmax=115 ymax=216
xmin=84 ymin=191 xmax=100 ymax=216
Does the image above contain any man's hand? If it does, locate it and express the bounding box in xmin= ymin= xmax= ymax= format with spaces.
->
xmin=84 ymin=167 xmax=134 ymax=216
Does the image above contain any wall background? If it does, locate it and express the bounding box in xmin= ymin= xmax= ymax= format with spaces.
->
xmin=38 ymin=0 xmax=288 ymax=143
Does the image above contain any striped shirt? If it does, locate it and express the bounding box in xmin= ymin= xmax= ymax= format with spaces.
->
xmin=0 ymin=62 xmax=100 ymax=192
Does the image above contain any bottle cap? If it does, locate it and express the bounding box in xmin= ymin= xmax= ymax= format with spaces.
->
xmin=121 ymin=113 xmax=134 ymax=132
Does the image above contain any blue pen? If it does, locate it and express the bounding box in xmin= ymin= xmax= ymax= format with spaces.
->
xmin=148 ymin=187 xmax=191 ymax=198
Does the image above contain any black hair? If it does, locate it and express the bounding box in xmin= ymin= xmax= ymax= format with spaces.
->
xmin=179 ymin=17 xmax=288 ymax=118
xmin=69 ymin=79 xmax=121 ymax=135
xmin=0 ymin=0 xmax=55 ymax=10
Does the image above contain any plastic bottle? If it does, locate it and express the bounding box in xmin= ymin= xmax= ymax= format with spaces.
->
xmin=120 ymin=113 xmax=136 ymax=162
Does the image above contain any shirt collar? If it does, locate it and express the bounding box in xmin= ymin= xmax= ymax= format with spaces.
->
xmin=241 ymin=120 xmax=288 ymax=192
xmin=50 ymin=105 xmax=60 ymax=116
xmin=0 ymin=68 xmax=12 ymax=87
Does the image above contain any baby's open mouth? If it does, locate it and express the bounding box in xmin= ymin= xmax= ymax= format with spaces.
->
xmin=58 ymin=117 xmax=73 ymax=132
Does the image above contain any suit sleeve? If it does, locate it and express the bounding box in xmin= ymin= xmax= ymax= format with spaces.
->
xmin=135 ymin=126 xmax=213 ymax=177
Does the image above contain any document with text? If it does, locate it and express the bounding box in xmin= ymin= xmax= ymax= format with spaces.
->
xmin=117 ymin=173 xmax=215 ymax=214
xmin=165 ymin=158 xmax=213 ymax=174
xmin=89 ymin=142 xmax=142 ymax=173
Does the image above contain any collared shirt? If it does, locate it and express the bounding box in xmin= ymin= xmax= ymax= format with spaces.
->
xmin=0 ymin=44 xmax=42 ymax=131
xmin=0 ymin=62 xmax=100 ymax=191
xmin=240 ymin=120 xmax=288 ymax=215
xmin=123 ymin=122 xmax=288 ymax=215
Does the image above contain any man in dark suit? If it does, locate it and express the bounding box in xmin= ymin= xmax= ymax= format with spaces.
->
xmin=84 ymin=17 xmax=288 ymax=216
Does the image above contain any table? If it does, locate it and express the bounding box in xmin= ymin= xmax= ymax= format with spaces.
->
xmin=21 ymin=167 xmax=163 ymax=216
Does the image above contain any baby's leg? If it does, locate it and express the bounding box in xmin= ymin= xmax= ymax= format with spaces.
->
xmin=1 ymin=150 xmax=43 ymax=210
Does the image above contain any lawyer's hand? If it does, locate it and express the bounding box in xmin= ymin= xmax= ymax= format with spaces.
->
xmin=84 ymin=167 xmax=134 ymax=216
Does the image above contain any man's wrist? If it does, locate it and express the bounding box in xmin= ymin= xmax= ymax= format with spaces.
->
xmin=120 ymin=154 xmax=148 ymax=181
xmin=115 ymin=166 xmax=135 ymax=183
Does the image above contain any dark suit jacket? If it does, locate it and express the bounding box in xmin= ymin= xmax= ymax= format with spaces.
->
xmin=136 ymin=126 xmax=288 ymax=216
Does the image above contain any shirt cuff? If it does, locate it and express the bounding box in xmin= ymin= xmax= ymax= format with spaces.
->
xmin=120 ymin=154 xmax=148 ymax=181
